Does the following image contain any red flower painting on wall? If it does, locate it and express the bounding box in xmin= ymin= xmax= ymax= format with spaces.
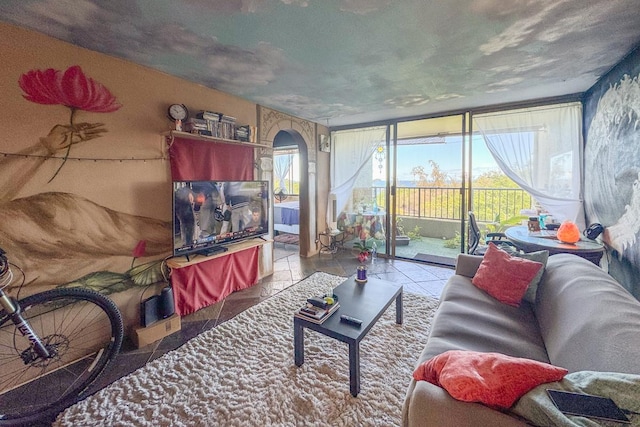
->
xmin=19 ymin=65 xmax=121 ymax=112
xmin=18 ymin=65 xmax=121 ymax=182
xmin=131 ymin=240 xmax=147 ymax=268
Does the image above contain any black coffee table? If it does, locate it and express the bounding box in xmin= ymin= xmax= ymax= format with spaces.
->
xmin=293 ymin=276 xmax=403 ymax=397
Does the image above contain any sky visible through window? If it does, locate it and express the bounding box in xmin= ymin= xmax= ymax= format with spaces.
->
xmin=275 ymin=135 xmax=503 ymax=186
xmin=373 ymin=135 xmax=500 ymax=183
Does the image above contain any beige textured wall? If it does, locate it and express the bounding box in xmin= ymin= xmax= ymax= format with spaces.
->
xmin=1 ymin=22 xmax=256 ymax=219
xmin=0 ymin=22 xmax=325 ymax=330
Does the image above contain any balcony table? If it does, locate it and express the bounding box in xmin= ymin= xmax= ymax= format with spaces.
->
xmin=344 ymin=211 xmax=385 ymax=239
xmin=504 ymin=225 xmax=605 ymax=265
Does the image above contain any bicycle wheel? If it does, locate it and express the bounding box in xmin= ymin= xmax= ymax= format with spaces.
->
xmin=0 ymin=287 xmax=123 ymax=425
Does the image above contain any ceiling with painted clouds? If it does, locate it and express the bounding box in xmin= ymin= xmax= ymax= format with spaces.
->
xmin=1 ymin=0 xmax=640 ymax=127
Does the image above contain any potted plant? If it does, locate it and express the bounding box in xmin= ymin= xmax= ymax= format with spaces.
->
xmin=353 ymin=238 xmax=374 ymax=263
xmin=395 ymin=217 xmax=411 ymax=246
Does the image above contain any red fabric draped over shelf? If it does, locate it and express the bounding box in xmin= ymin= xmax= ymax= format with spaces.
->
xmin=168 ymin=136 xmax=253 ymax=180
xmin=170 ymin=247 xmax=259 ymax=316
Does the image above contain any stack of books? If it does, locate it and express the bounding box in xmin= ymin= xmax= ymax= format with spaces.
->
xmin=236 ymin=124 xmax=250 ymax=142
xmin=192 ymin=111 xmax=235 ymax=139
xmin=219 ymin=114 xmax=237 ymax=140
xmin=184 ymin=111 xmax=254 ymax=142
xmin=295 ymin=296 xmax=340 ymax=324
xmin=183 ymin=118 xmax=208 ymax=134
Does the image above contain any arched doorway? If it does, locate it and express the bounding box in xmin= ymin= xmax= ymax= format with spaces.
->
xmin=273 ymin=129 xmax=310 ymax=256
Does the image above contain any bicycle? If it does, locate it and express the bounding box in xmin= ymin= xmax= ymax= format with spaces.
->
xmin=0 ymin=247 xmax=124 ymax=426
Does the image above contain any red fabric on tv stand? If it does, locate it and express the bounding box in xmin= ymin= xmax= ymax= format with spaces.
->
xmin=170 ymin=246 xmax=260 ymax=316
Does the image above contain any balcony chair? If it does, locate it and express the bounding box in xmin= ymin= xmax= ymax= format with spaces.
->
xmin=467 ymin=211 xmax=517 ymax=255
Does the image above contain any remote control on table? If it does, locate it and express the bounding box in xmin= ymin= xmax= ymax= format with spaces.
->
xmin=340 ymin=315 xmax=362 ymax=326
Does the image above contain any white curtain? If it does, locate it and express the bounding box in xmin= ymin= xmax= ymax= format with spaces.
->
xmin=273 ymin=153 xmax=292 ymax=192
xmin=473 ymin=102 xmax=585 ymax=228
xmin=327 ymin=126 xmax=387 ymax=225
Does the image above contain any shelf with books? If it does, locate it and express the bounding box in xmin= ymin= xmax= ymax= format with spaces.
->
xmin=163 ymin=130 xmax=272 ymax=150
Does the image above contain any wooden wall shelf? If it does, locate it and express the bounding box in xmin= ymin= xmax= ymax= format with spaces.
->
xmin=163 ymin=130 xmax=272 ymax=150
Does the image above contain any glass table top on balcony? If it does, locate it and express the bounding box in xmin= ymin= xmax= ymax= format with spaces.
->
xmin=504 ymin=225 xmax=605 ymax=264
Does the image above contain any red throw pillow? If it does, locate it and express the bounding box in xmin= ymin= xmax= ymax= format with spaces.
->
xmin=471 ymin=243 xmax=543 ymax=307
xmin=413 ymin=350 xmax=568 ymax=409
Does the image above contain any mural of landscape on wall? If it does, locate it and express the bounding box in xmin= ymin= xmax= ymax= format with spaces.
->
xmin=584 ymin=49 xmax=640 ymax=297
xmin=0 ymin=65 xmax=171 ymax=297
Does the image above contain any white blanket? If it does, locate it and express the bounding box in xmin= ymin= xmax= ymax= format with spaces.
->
xmin=511 ymin=371 xmax=640 ymax=426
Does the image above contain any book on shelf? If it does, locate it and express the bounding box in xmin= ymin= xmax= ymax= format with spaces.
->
xmin=236 ymin=125 xmax=250 ymax=142
xmin=183 ymin=118 xmax=208 ymax=133
xmin=295 ymin=301 xmax=340 ymax=324
xmin=221 ymin=114 xmax=237 ymax=123
xmin=196 ymin=111 xmax=222 ymax=121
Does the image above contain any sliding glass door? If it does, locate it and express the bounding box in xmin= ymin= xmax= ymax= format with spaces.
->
xmin=330 ymin=117 xmax=467 ymax=266
xmin=389 ymin=115 xmax=466 ymax=266
xmin=330 ymin=102 xmax=580 ymax=265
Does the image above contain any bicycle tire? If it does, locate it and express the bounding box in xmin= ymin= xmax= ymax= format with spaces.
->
xmin=0 ymin=287 xmax=123 ymax=426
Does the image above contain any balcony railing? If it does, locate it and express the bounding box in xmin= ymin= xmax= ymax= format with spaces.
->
xmin=372 ymin=186 xmax=532 ymax=223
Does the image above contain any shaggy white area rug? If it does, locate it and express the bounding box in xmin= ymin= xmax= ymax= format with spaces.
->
xmin=55 ymin=272 xmax=439 ymax=427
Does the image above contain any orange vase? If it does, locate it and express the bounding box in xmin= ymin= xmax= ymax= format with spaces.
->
xmin=557 ymin=221 xmax=580 ymax=243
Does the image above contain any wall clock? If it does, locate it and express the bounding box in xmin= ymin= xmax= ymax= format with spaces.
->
xmin=168 ymin=104 xmax=189 ymax=121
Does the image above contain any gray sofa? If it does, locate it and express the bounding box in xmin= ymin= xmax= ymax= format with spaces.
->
xmin=402 ymin=253 xmax=640 ymax=427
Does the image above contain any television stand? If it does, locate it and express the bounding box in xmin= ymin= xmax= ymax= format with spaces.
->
xmin=167 ymin=238 xmax=273 ymax=316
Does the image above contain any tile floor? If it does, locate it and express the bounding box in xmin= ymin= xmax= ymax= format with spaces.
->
xmin=49 ymin=243 xmax=454 ymax=424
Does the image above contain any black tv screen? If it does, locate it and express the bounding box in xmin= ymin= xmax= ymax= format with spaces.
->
xmin=172 ymin=180 xmax=269 ymax=257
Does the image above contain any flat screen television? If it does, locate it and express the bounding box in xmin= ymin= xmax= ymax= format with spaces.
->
xmin=172 ymin=180 xmax=270 ymax=257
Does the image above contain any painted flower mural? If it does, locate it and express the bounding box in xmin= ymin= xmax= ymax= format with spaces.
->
xmin=131 ymin=240 xmax=147 ymax=268
xmin=18 ymin=65 xmax=121 ymax=182
xmin=1 ymin=66 xmax=170 ymax=297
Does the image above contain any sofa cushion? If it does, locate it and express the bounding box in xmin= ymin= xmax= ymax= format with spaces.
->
xmin=454 ymin=253 xmax=483 ymax=278
xmin=455 ymin=251 xmax=548 ymax=304
xmin=472 ymin=244 xmax=543 ymax=307
xmin=535 ymin=254 xmax=640 ymax=374
xmin=403 ymin=381 xmax=531 ymax=427
xmin=512 ymin=250 xmax=549 ymax=304
xmin=413 ymin=350 xmax=568 ymax=409
xmin=419 ymin=274 xmax=550 ymax=364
